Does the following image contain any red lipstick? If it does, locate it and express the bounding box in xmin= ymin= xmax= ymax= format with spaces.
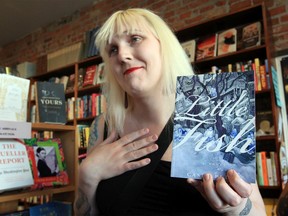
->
xmin=124 ymin=67 xmax=143 ymax=75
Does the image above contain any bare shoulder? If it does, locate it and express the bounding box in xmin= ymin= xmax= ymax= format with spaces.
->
xmin=87 ymin=114 xmax=105 ymax=153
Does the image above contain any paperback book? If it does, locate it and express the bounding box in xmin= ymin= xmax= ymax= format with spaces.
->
xmin=24 ymin=138 xmax=69 ymax=190
xmin=0 ymin=139 xmax=34 ymax=193
xmin=171 ymin=71 xmax=256 ymax=183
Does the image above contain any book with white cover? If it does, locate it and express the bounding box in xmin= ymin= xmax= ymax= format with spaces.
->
xmin=0 ymin=139 xmax=34 ymax=193
xmin=0 ymin=74 xmax=30 ymax=122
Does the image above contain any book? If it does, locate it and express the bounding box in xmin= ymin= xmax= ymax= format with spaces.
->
xmin=96 ymin=62 xmax=106 ymax=84
xmin=66 ymin=73 xmax=75 ymax=92
xmin=260 ymin=151 xmax=269 ymax=186
xmin=35 ymin=81 xmax=66 ymax=124
xmin=181 ymin=39 xmax=196 ymax=63
xmin=29 ymin=201 xmax=72 ymax=216
xmin=270 ymin=151 xmax=278 ymax=186
xmin=0 ymin=139 xmax=34 ymax=193
xmin=24 ymin=138 xmax=69 ymax=190
xmin=195 ymin=34 xmax=217 ymax=60
xmin=266 ymin=157 xmax=274 ymax=186
xmin=256 ymin=152 xmax=264 ymax=185
xmin=171 ymin=71 xmax=256 ymax=183
xmin=0 ymin=74 xmax=30 ymax=122
xmin=259 ymin=65 xmax=268 ymax=90
xmin=83 ymin=65 xmax=97 ymax=87
xmin=217 ymin=28 xmax=237 ymax=56
xmin=242 ymin=22 xmax=261 ymax=49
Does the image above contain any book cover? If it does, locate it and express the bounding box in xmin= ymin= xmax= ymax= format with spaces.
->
xmin=0 ymin=74 xmax=30 ymax=122
xmin=29 ymin=201 xmax=72 ymax=216
xmin=35 ymin=81 xmax=66 ymax=124
xmin=24 ymin=138 xmax=69 ymax=190
xmin=83 ymin=65 xmax=97 ymax=87
xmin=181 ymin=39 xmax=196 ymax=63
xmin=196 ymin=34 xmax=217 ymax=60
xmin=217 ymin=28 xmax=237 ymax=56
xmin=171 ymin=71 xmax=256 ymax=183
xmin=96 ymin=62 xmax=106 ymax=84
xmin=66 ymin=73 xmax=75 ymax=92
xmin=0 ymin=139 xmax=34 ymax=193
xmin=242 ymin=22 xmax=261 ymax=49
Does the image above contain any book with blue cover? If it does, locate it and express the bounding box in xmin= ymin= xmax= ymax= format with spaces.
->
xmin=171 ymin=71 xmax=256 ymax=183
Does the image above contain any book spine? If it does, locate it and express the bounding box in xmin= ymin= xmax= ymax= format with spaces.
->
xmin=270 ymin=151 xmax=278 ymax=186
xmin=254 ymin=58 xmax=262 ymax=91
xmin=256 ymin=152 xmax=264 ymax=185
xmin=261 ymin=151 xmax=269 ymax=186
xmin=266 ymin=157 xmax=274 ymax=186
xmin=259 ymin=65 xmax=268 ymax=90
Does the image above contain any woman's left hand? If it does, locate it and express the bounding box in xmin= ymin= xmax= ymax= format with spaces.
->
xmin=187 ymin=169 xmax=266 ymax=215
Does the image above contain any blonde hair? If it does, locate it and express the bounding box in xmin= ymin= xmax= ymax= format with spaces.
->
xmin=95 ymin=8 xmax=194 ymax=133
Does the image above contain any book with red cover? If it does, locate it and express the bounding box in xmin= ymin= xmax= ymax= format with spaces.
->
xmin=195 ymin=34 xmax=217 ymax=60
xmin=24 ymin=138 xmax=69 ymax=190
xmin=83 ymin=65 xmax=97 ymax=87
xmin=171 ymin=71 xmax=256 ymax=183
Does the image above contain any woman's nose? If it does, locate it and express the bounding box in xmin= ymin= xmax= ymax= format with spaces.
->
xmin=117 ymin=46 xmax=132 ymax=63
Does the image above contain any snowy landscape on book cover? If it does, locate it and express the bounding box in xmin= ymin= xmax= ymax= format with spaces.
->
xmin=171 ymin=71 xmax=256 ymax=183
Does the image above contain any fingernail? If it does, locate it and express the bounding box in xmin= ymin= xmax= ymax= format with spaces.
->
xmin=203 ymin=174 xmax=210 ymax=181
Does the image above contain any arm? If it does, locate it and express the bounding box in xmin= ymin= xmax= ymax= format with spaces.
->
xmin=74 ymin=115 xmax=159 ymax=215
xmin=188 ymin=170 xmax=266 ymax=216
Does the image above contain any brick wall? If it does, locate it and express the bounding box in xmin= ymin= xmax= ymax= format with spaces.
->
xmin=0 ymin=0 xmax=287 ymax=67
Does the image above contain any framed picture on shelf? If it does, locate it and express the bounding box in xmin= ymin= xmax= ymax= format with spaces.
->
xmin=24 ymin=138 xmax=69 ymax=190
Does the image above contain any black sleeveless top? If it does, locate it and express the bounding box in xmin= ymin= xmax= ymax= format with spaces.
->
xmin=96 ymin=160 xmax=221 ymax=216
xmin=95 ymin=120 xmax=221 ymax=216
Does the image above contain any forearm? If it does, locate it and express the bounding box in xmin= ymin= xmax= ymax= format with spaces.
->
xmin=223 ymin=197 xmax=266 ymax=216
xmin=74 ymin=173 xmax=100 ymax=215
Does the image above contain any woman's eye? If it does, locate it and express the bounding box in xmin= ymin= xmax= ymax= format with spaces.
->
xmin=109 ymin=46 xmax=118 ymax=56
xmin=131 ymin=35 xmax=142 ymax=44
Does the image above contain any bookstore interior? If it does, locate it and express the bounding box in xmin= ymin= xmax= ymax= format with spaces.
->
xmin=0 ymin=0 xmax=288 ymax=215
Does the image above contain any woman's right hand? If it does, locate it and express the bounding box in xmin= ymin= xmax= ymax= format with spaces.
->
xmin=79 ymin=128 xmax=159 ymax=183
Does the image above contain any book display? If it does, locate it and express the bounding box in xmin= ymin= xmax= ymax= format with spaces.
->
xmin=0 ymin=2 xmax=284 ymax=214
xmin=172 ymin=72 xmax=256 ymax=183
xmin=176 ymin=3 xmax=281 ymax=198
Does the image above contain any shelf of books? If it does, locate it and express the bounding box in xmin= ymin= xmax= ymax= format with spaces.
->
xmin=176 ymin=3 xmax=282 ymax=198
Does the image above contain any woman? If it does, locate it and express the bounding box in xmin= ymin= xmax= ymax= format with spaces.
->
xmin=36 ymin=147 xmax=57 ymax=177
xmin=74 ymin=8 xmax=266 ymax=216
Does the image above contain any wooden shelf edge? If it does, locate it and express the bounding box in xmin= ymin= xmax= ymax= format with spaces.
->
xmin=0 ymin=185 xmax=75 ymax=203
xmin=32 ymin=123 xmax=75 ymax=131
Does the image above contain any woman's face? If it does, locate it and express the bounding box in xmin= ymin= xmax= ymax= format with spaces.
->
xmin=38 ymin=150 xmax=46 ymax=160
xmin=106 ymin=26 xmax=163 ymax=97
